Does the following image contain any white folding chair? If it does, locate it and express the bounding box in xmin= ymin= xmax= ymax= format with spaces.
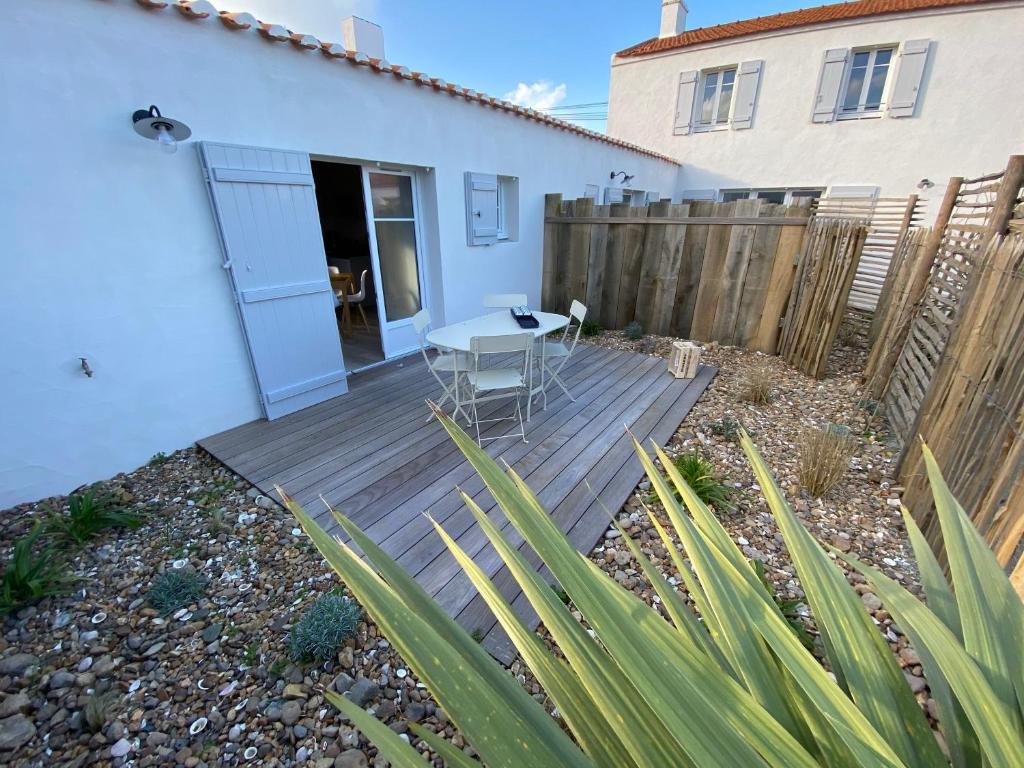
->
xmin=412 ymin=309 xmax=470 ymax=423
xmin=483 ymin=293 xmax=528 ymax=309
xmin=535 ymin=299 xmax=587 ymax=410
xmin=466 ymin=333 xmax=532 ymax=446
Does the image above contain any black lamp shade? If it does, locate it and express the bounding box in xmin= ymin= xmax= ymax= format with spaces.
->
xmin=132 ymin=105 xmax=191 ymax=142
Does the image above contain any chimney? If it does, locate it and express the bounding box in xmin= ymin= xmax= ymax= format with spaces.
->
xmin=342 ymin=16 xmax=385 ymax=59
xmin=659 ymin=0 xmax=688 ymax=38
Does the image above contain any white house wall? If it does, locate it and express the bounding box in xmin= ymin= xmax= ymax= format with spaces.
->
xmin=608 ymin=3 xmax=1024 ymax=219
xmin=0 ymin=0 xmax=679 ymax=508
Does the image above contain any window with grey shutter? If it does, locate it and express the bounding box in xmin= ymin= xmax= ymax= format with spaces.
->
xmin=812 ymin=48 xmax=849 ymax=123
xmin=464 ymin=172 xmax=498 ymax=246
xmin=673 ymin=70 xmax=699 ymax=135
xmin=888 ymin=39 xmax=931 ymax=118
xmin=731 ymin=59 xmax=763 ymax=130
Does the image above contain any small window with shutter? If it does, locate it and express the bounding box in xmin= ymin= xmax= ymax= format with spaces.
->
xmin=838 ymin=46 xmax=896 ymax=118
xmin=888 ymin=39 xmax=931 ymax=118
xmin=465 ymin=172 xmax=518 ymax=245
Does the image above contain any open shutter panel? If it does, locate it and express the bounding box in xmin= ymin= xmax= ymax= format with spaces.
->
xmin=812 ymin=48 xmax=849 ymax=123
xmin=731 ymin=59 xmax=763 ymax=130
xmin=888 ymin=39 xmax=931 ymax=118
xmin=464 ymin=172 xmax=498 ymax=246
xmin=673 ymin=70 xmax=699 ymax=135
xmin=604 ymin=187 xmax=625 ymax=204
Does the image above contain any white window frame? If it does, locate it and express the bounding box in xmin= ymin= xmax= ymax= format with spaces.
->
xmin=496 ymin=175 xmax=519 ymax=242
xmin=694 ymin=66 xmax=738 ymax=132
xmin=719 ymin=187 xmax=825 ymax=205
xmin=838 ymin=45 xmax=896 ymax=119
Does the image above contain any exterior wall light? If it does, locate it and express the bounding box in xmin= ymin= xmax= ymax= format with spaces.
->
xmin=917 ymin=178 xmax=935 ymax=190
xmin=132 ymin=105 xmax=191 ymax=154
xmin=610 ymin=170 xmax=634 ymax=185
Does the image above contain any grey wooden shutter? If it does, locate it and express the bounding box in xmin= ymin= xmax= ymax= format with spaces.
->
xmin=888 ymin=39 xmax=930 ymax=118
xmin=731 ymin=59 xmax=763 ymax=130
xmin=464 ymin=172 xmax=498 ymax=245
xmin=198 ymin=142 xmax=348 ymax=420
xmin=604 ymin=187 xmax=625 ymax=204
xmin=673 ymin=70 xmax=699 ymax=135
xmin=812 ymin=48 xmax=849 ymax=123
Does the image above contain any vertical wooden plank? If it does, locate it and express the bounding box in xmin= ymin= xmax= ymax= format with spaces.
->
xmin=710 ymin=198 xmax=762 ymax=343
xmin=615 ymin=206 xmax=648 ymax=328
xmin=565 ymin=198 xmax=594 ymax=313
xmin=551 ymin=199 xmax=574 ymax=315
xmin=735 ymin=203 xmax=787 ymax=347
xmin=541 ymin=193 xmax=563 ymax=312
xmin=689 ymin=201 xmax=737 ymax=341
xmin=751 ymin=208 xmax=811 ymax=353
xmin=649 ymin=203 xmax=690 ymax=336
xmin=670 ymin=200 xmax=713 ymax=337
xmin=600 ymin=203 xmax=631 ymax=329
xmin=584 ymin=205 xmax=611 ymax=325
xmin=634 ymin=201 xmax=671 ymax=331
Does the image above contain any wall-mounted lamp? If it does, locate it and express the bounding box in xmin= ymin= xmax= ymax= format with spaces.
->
xmin=610 ymin=170 xmax=634 ymax=185
xmin=917 ymin=178 xmax=935 ymax=190
xmin=132 ymin=105 xmax=191 ymax=154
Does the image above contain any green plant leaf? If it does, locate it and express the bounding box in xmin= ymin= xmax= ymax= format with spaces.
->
xmin=919 ymin=444 xmax=1024 ymax=722
xmin=841 ymin=552 xmax=1024 ymax=768
xmin=408 ymin=723 xmax=482 ymax=768
xmin=739 ymin=431 xmax=944 ymax=768
xmin=325 ymin=691 xmax=424 ymax=768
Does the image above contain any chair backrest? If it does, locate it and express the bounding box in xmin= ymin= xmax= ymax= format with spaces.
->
xmin=328 ymin=266 xmax=340 ymax=276
xmin=470 ymin=333 xmax=532 ymax=380
xmin=483 ymin=293 xmax=528 ymax=309
xmin=411 ymin=308 xmax=431 ymax=336
xmin=569 ymin=299 xmax=587 ymax=323
xmin=350 ymin=269 xmax=369 ymax=302
xmin=556 ymin=299 xmax=588 ymax=352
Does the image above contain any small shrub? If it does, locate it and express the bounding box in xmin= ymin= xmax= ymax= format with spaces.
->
xmin=0 ymin=526 xmax=76 ymax=615
xmin=205 ymin=508 xmax=231 ymax=536
xmin=623 ymin=321 xmax=644 ymax=340
xmin=671 ymin=452 xmax=733 ymax=509
xmin=798 ymin=425 xmax=857 ymax=497
xmin=705 ymin=415 xmax=742 ymax=442
xmin=83 ymin=689 xmax=119 ymax=733
xmin=287 ymin=593 xmax=362 ymax=663
xmin=750 ymin=560 xmax=814 ymax=652
xmin=147 ymin=570 xmax=207 ymax=614
xmin=148 ymin=452 xmax=169 ymax=466
xmin=580 ymin=318 xmax=602 ymax=337
xmin=43 ymin=486 xmax=142 ymax=545
xmin=739 ymin=365 xmax=775 ymax=405
xmin=268 ymin=658 xmax=287 ymax=678
xmin=242 ymin=641 xmax=261 ymax=667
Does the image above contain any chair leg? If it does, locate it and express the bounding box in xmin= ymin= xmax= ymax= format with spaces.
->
xmin=357 ymin=304 xmax=370 ymax=332
xmin=472 ymin=396 xmax=482 ymax=447
xmin=515 ymin=391 xmax=527 ymax=444
xmin=546 ymin=363 xmax=575 ymax=402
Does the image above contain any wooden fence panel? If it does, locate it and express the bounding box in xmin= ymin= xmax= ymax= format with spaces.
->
xmin=635 ymin=200 xmax=672 ymax=332
xmin=584 ymin=204 xmax=611 ymax=325
xmin=711 ymin=199 xmax=762 ymax=344
xmin=596 ymin=203 xmax=631 ymax=329
xmin=669 ymin=200 xmax=713 ymax=336
xmin=690 ymin=202 xmax=738 ymax=340
xmin=565 ymin=197 xmax=593 ymax=314
xmin=779 ymin=218 xmax=868 ymax=377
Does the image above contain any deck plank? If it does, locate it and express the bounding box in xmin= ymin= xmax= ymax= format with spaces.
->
xmin=196 ymin=344 xmax=716 ymax=665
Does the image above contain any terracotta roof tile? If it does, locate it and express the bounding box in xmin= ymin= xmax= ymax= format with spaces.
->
xmin=122 ymin=0 xmax=678 ymax=165
xmin=617 ymin=0 xmax=1008 ymax=57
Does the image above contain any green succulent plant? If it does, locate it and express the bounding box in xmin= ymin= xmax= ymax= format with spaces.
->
xmin=284 ymin=411 xmax=1024 ymax=768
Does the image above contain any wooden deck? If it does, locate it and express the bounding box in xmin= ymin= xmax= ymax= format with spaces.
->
xmin=198 ymin=343 xmax=715 ymax=663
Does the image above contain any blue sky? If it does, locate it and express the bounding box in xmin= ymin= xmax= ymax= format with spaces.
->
xmin=241 ymin=1 xmax=842 ymax=131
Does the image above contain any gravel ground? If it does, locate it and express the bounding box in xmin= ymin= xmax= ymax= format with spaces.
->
xmin=0 ymin=322 xmax=936 ymax=766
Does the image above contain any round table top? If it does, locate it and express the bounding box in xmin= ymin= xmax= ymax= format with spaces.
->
xmin=426 ymin=310 xmax=569 ymax=352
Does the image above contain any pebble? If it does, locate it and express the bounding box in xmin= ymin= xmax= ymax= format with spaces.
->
xmin=110 ymin=738 xmax=132 ymax=758
xmin=281 ymin=701 xmax=302 ymax=726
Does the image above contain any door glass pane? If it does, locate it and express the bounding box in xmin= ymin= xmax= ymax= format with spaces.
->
xmin=369 ymin=173 xmax=414 ymax=218
xmin=374 ymin=220 xmax=421 ymax=322
xmin=755 ymin=190 xmax=786 ymax=204
xmin=721 ymin=191 xmax=749 ymax=202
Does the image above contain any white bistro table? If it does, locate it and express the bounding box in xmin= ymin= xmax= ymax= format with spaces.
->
xmin=426 ymin=310 xmax=569 ymax=420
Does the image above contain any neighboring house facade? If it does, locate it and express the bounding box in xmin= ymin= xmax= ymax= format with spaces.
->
xmin=608 ymin=0 xmax=1024 ymax=216
xmin=0 ymin=0 xmax=678 ymax=508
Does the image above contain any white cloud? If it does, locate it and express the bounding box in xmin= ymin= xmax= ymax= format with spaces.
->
xmin=502 ymin=81 xmax=568 ymax=111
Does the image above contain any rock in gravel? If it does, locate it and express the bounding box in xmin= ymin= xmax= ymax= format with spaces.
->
xmin=904 ymin=672 xmax=928 ymax=694
xmin=332 ymin=673 xmax=355 ymax=694
xmin=110 ymin=738 xmax=132 ymax=758
xmin=344 ymin=678 xmax=379 ymax=708
xmin=0 ymin=694 xmax=30 ymax=719
xmin=0 ymin=715 xmax=36 ymax=751
xmin=280 ymin=701 xmax=302 ymax=726
xmin=334 ymin=750 xmax=368 ymax=768
xmin=861 ymin=592 xmax=883 ymax=613
xmin=48 ymin=671 xmax=75 ymax=690
xmin=201 ymin=623 xmax=223 ymax=644
xmin=0 ymin=654 xmax=39 ymax=676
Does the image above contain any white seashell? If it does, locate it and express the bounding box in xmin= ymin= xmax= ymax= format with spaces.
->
xmin=152 ymin=618 xmax=166 ymax=626
xmin=244 ymin=747 xmax=258 ymax=760
xmin=219 ymin=680 xmax=238 ymax=697
xmin=238 ymin=583 xmax=252 ymax=593
xmin=172 ymin=559 xmax=188 ymax=570
xmin=178 ymin=612 xmax=193 ymax=622
xmin=173 ymin=608 xmax=188 ymax=620
xmin=91 ymin=612 xmax=107 ymax=624
xmin=197 ymin=678 xmax=211 ymax=691
xmin=81 ymin=631 xmax=99 ymax=642
xmin=291 ymin=528 xmax=302 ymax=536
xmin=189 ymin=717 xmax=208 ymax=735
xmin=78 ymin=657 xmax=93 ymax=672
xmin=395 ymin=668 xmax=407 ymax=679
xmin=129 ymin=680 xmax=141 ymax=693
